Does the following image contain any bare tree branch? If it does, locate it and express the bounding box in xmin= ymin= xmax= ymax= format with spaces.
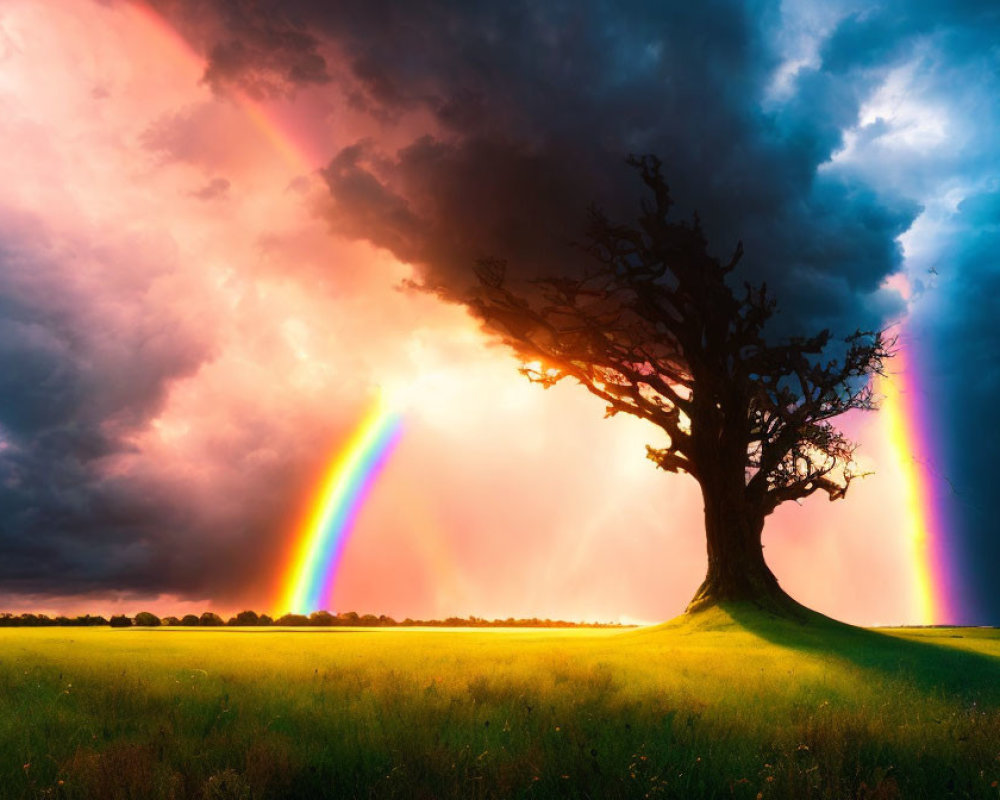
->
xmin=468 ymin=155 xmax=893 ymax=612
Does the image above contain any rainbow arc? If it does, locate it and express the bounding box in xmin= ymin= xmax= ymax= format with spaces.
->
xmin=280 ymin=400 xmax=402 ymax=614
xmin=881 ymin=333 xmax=958 ymax=624
xmin=129 ymin=2 xmax=318 ymax=175
xmin=135 ymin=1 xmax=405 ymax=618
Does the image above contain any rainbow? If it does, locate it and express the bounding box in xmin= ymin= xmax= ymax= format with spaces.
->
xmin=128 ymin=2 xmax=321 ymax=174
xmin=881 ymin=332 xmax=960 ymax=624
xmin=131 ymin=3 xmax=405 ymax=617
xmin=279 ymin=400 xmax=403 ymax=615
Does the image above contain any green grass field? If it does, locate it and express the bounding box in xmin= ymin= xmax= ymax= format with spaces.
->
xmin=2 ymin=606 xmax=999 ymax=799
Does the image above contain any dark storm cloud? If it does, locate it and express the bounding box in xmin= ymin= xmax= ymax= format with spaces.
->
xmin=820 ymin=0 xmax=1000 ymax=74
xmin=0 ymin=209 xmax=223 ymax=598
xmin=907 ymin=189 xmax=1000 ymax=622
xmin=151 ymin=0 xmax=331 ymax=98
xmin=173 ymin=0 xmax=918 ymax=336
xmin=0 ymin=201 xmax=363 ymax=606
xmin=0 ymin=211 xmax=205 ymax=445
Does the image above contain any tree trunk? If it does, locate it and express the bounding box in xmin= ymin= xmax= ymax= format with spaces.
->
xmin=686 ymin=478 xmax=799 ymax=616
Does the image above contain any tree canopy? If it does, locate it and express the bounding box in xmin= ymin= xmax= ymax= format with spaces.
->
xmin=472 ymin=156 xmax=892 ymax=614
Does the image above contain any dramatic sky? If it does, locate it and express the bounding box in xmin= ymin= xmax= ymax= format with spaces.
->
xmin=1 ymin=0 xmax=997 ymax=624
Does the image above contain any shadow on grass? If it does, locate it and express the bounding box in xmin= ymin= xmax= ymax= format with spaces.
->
xmin=724 ymin=601 xmax=1000 ymax=700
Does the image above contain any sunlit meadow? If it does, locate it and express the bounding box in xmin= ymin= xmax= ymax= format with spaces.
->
xmin=2 ymin=608 xmax=999 ymax=799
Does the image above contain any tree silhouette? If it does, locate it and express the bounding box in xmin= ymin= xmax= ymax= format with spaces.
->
xmin=275 ymin=613 xmax=310 ymax=626
xmin=230 ymin=609 xmax=261 ymax=626
xmin=472 ymin=156 xmax=892 ymax=616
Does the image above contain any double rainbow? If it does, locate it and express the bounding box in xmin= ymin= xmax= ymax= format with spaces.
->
xmin=280 ymin=400 xmax=403 ymax=614
xmin=131 ymin=1 xmax=964 ymax=625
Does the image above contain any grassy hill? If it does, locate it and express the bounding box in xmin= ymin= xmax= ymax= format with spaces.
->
xmin=1 ymin=607 xmax=998 ymax=798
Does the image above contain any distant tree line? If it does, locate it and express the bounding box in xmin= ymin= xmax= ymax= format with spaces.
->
xmin=0 ymin=610 xmax=631 ymax=628
xmin=0 ymin=613 xmax=110 ymax=627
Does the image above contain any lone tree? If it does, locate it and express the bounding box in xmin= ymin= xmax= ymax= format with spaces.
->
xmin=472 ymin=156 xmax=892 ymax=616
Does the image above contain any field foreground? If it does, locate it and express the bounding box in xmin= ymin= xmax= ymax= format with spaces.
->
xmin=2 ymin=606 xmax=999 ymax=799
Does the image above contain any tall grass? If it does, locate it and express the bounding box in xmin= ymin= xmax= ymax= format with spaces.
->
xmin=1 ymin=607 xmax=998 ymax=798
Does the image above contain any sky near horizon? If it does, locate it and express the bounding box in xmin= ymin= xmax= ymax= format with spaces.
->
xmin=0 ymin=0 xmax=998 ymax=625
